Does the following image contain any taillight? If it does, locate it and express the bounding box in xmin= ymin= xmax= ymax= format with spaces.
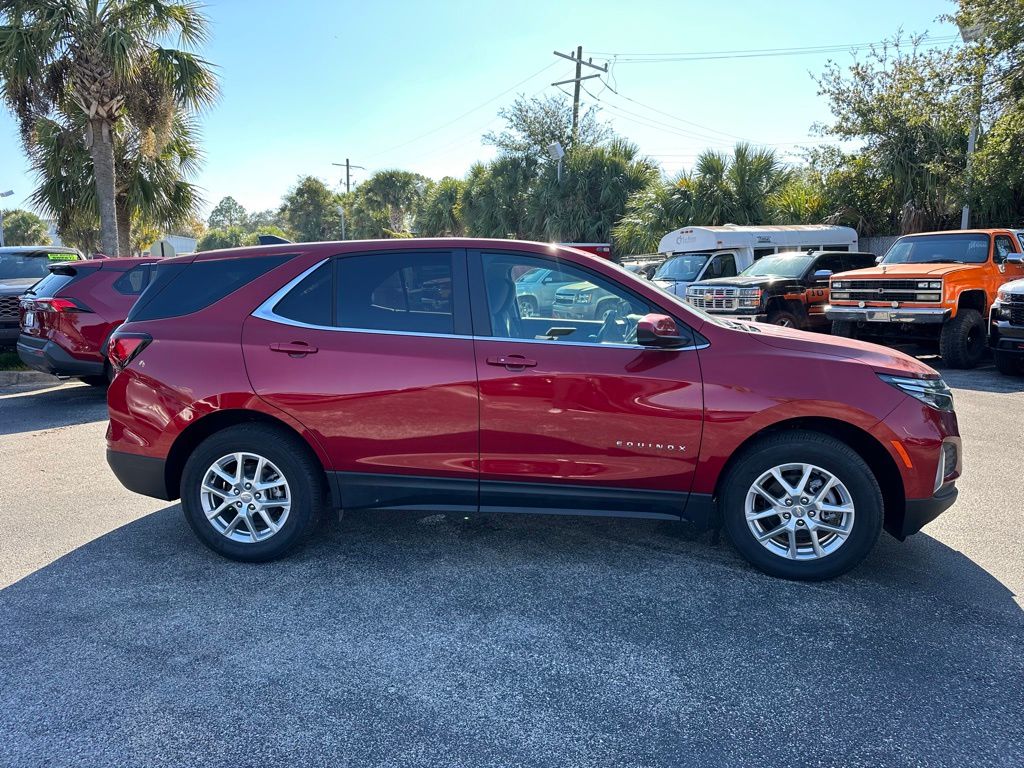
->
xmin=37 ymin=298 xmax=91 ymax=313
xmin=108 ymin=333 xmax=152 ymax=372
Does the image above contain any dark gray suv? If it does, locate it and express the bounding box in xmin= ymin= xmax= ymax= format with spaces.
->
xmin=0 ymin=247 xmax=84 ymax=346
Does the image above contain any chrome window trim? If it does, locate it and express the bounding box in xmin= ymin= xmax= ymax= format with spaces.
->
xmin=252 ymin=258 xmax=706 ymax=352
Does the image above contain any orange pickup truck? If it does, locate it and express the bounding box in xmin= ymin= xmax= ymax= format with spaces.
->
xmin=825 ymin=229 xmax=1024 ymax=368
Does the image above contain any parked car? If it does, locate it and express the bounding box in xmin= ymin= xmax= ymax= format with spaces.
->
xmin=622 ymin=257 xmax=663 ymax=280
xmin=514 ymin=267 xmax=575 ymax=317
xmin=686 ymin=251 xmax=877 ymax=330
xmin=989 ymin=277 xmax=1024 ymax=375
xmin=653 ymin=224 xmax=859 ymax=297
xmin=550 ymin=278 xmax=624 ymax=320
xmin=826 ymin=229 xmax=1024 ymax=368
xmin=17 ymin=257 xmax=158 ymax=384
xmin=106 ymin=239 xmax=960 ymax=580
xmin=0 ymin=246 xmax=84 ymax=347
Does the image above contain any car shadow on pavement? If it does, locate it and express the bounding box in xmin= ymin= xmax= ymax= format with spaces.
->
xmin=1 ymin=505 xmax=1021 ymax=767
xmin=0 ymin=382 xmax=108 ymax=436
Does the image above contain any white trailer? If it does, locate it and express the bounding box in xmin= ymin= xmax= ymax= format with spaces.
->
xmin=652 ymin=224 xmax=858 ymax=297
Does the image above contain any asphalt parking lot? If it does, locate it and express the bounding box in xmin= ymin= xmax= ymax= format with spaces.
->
xmin=1 ymin=364 xmax=1022 ymax=768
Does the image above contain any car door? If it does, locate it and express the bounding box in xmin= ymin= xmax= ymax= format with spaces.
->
xmin=242 ymin=248 xmax=479 ymax=514
xmin=469 ymin=249 xmax=705 ymax=520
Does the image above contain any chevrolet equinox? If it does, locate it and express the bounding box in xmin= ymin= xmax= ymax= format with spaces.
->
xmin=106 ymin=240 xmax=961 ymax=580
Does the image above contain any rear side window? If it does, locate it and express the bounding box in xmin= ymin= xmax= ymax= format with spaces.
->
xmin=129 ymin=255 xmax=290 ymax=322
xmin=813 ymin=254 xmax=846 ymax=274
xmin=336 ymin=252 xmax=455 ymax=335
xmin=272 ymin=262 xmax=332 ymax=326
xmin=113 ymin=264 xmax=154 ymax=295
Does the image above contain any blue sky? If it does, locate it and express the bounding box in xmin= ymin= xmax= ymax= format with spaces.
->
xmin=0 ymin=0 xmax=960 ymax=218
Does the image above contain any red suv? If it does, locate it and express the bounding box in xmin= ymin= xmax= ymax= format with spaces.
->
xmin=18 ymin=257 xmax=159 ymax=385
xmin=105 ymin=240 xmax=961 ymax=580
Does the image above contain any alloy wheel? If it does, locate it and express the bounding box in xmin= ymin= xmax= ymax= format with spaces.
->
xmin=744 ymin=462 xmax=855 ymax=560
xmin=200 ymin=452 xmax=291 ymax=543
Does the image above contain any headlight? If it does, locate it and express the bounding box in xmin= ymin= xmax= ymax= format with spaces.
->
xmin=878 ymin=374 xmax=954 ymax=412
xmin=917 ymin=280 xmax=943 ymax=290
xmin=997 ymin=289 xmax=1010 ymax=303
xmin=575 ymin=293 xmax=593 ymax=304
xmin=832 ymin=280 xmax=845 ymax=289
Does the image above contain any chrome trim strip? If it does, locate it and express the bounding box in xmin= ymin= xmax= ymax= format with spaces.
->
xmin=251 ymin=258 xmax=706 ymax=351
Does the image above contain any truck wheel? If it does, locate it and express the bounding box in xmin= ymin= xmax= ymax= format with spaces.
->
xmin=767 ymin=310 xmax=801 ymax=328
xmin=994 ymin=349 xmax=1023 ymax=376
xmin=180 ymin=423 xmax=328 ymax=562
xmin=719 ymin=430 xmax=883 ymax=581
xmin=831 ymin=321 xmax=857 ymax=338
xmin=939 ymin=309 xmax=986 ymax=369
xmin=517 ymin=297 xmax=537 ymax=318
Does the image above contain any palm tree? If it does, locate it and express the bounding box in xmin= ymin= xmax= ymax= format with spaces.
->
xmin=360 ymin=170 xmax=430 ymax=234
xmin=417 ymin=177 xmax=465 ymax=236
xmin=612 ymin=173 xmax=696 ymax=255
xmin=29 ymin=107 xmax=203 ymax=254
xmin=691 ymin=143 xmax=791 ymax=225
xmin=0 ymin=0 xmax=217 ymax=255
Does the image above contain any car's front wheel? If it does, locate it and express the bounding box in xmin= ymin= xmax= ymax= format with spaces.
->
xmin=720 ymin=431 xmax=883 ymax=580
xmin=180 ymin=423 xmax=327 ymax=562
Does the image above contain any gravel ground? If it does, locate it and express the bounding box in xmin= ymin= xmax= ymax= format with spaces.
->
xmin=0 ymin=366 xmax=1021 ymax=768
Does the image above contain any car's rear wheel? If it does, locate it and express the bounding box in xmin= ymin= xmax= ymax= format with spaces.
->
xmin=994 ymin=349 xmax=1023 ymax=376
xmin=517 ymin=296 xmax=537 ymax=318
xmin=939 ymin=309 xmax=986 ymax=369
xmin=181 ymin=423 xmax=326 ymax=562
xmin=720 ymin=430 xmax=883 ymax=580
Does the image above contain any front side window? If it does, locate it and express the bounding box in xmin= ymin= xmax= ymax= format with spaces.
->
xmin=482 ymin=252 xmax=660 ymax=346
xmin=882 ymin=234 xmax=990 ymax=265
xmin=335 ymin=251 xmax=454 ymax=335
xmin=812 ymin=253 xmax=846 ymax=276
xmin=994 ymin=235 xmax=1015 ymax=263
xmin=708 ymin=253 xmax=737 ymax=279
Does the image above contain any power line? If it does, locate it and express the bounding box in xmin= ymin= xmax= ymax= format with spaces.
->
xmin=362 ymin=61 xmax=558 ymax=161
xmin=589 ymin=35 xmax=959 ymax=63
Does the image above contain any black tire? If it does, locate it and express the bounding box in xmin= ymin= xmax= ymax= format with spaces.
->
xmin=994 ymin=349 xmax=1023 ymax=376
xmin=767 ymin=310 xmax=802 ymax=329
xmin=180 ymin=423 xmax=327 ymax=562
xmin=720 ymin=430 xmax=883 ymax=581
xmin=80 ymin=361 xmax=114 ymax=388
xmin=831 ymin=320 xmax=857 ymax=338
xmin=939 ymin=309 xmax=986 ymax=369
xmin=517 ymin=296 xmax=538 ymax=318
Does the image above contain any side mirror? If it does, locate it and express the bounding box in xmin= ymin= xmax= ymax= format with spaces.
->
xmin=812 ymin=269 xmax=833 ymax=283
xmin=1007 ymin=254 xmax=1023 ymax=265
xmin=875 ymin=255 xmax=884 ymax=264
xmin=637 ymin=313 xmax=686 ymax=348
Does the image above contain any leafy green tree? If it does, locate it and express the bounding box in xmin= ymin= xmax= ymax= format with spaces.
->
xmin=461 ymin=156 xmax=538 ymax=239
xmin=527 ymin=138 xmax=659 ymax=245
xmin=769 ymin=172 xmax=828 ymax=225
xmin=281 ymin=176 xmax=342 ymax=242
xmin=417 ymin=177 xmax=465 ymax=236
xmin=1 ymin=208 xmax=50 ymax=245
xmin=247 ymin=208 xmax=289 ymax=234
xmin=359 ymin=170 xmax=430 ymax=234
xmin=690 ymin=143 xmax=791 ymax=225
xmin=484 ymin=94 xmax=613 ymax=156
xmin=28 ymin=108 xmax=203 ymax=254
xmin=612 ymin=174 xmax=696 ymax=255
xmin=197 ymin=225 xmax=248 ymax=252
xmin=0 ymin=0 xmax=218 ymax=256
xmin=207 ymin=196 xmax=248 ymax=230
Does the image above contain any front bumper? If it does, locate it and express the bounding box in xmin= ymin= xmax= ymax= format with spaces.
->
xmin=106 ymin=449 xmax=175 ymax=500
xmin=825 ymin=306 xmax=950 ymax=324
xmin=17 ymin=334 xmax=105 ymax=377
xmin=899 ymin=484 xmax=959 ymax=539
xmin=989 ymin=315 xmax=1024 ymax=354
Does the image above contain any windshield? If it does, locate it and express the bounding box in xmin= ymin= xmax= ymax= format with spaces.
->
xmin=0 ymin=253 xmax=68 ymax=280
xmin=882 ymin=234 xmax=990 ymax=265
xmin=741 ymin=254 xmax=813 ymax=278
xmin=654 ymin=253 xmax=710 ymax=282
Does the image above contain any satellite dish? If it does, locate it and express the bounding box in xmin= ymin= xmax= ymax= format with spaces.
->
xmin=152 ymin=239 xmax=176 ymax=258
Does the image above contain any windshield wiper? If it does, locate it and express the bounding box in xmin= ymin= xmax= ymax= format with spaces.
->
xmin=919 ymin=259 xmax=961 ymax=264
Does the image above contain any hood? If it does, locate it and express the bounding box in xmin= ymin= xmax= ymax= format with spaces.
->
xmin=653 ymin=279 xmax=690 ymax=296
xmin=555 ymin=281 xmax=596 ymax=294
xmin=690 ymin=275 xmax=801 ymax=290
xmin=0 ymin=277 xmax=38 ymax=294
xmin=837 ymin=263 xmax=984 ymax=279
xmin=744 ymin=321 xmax=938 ymax=377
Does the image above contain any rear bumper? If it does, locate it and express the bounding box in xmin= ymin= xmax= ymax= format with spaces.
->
xmin=899 ymin=484 xmax=959 ymax=539
xmin=825 ymin=306 xmax=950 ymax=324
xmin=106 ymin=449 xmax=175 ymax=500
xmin=17 ymin=334 xmax=105 ymax=377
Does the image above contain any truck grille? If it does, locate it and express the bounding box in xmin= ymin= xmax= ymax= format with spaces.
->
xmin=0 ymin=295 xmax=21 ymax=320
xmin=686 ymin=286 xmax=739 ymax=311
xmin=832 ymin=279 xmax=940 ymax=304
xmin=554 ymin=294 xmax=573 ymax=306
xmin=1010 ymin=305 xmax=1024 ymax=325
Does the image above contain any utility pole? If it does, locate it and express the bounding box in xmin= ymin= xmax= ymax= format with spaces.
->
xmin=553 ymin=46 xmax=607 ymax=145
xmin=332 ymin=159 xmax=366 ymax=194
xmin=958 ymin=21 xmax=987 ymax=229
